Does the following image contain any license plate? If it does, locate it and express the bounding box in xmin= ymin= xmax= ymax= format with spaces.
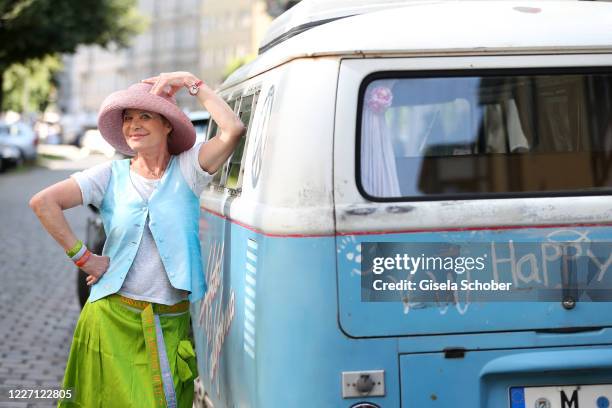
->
xmin=509 ymin=384 xmax=612 ymax=408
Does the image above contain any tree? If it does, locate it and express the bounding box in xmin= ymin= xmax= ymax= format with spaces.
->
xmin=0 ymin=0 xmax=145 ymax=110
xmin=223 ymin=55 xmax=256 ymax=82
xmin=2 ymin=54 xmax=61 ymax=113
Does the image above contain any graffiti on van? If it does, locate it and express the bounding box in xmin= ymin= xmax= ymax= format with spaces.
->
xmin=488 ymin=229 xmax=611 ymax=287
xmin=339 ymin=229 xmax=612 ymax=316
xmin=337 ymin=235 xmax=362 ymax=276
xmin=198 ymin=240 xmax=235 ymax=395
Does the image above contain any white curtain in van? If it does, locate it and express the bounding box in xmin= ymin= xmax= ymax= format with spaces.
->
xmin=361 ymin=81 xmax=401 ymax=197
xmin=484 ymin=98 xmax=530 ymax=153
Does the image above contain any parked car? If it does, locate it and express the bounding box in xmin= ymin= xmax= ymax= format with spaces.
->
xmin=80 ymin=129 xmax=116 ymax=158
xmin=0 ymin=121 xmax=38 ymax=162
xmin=59 ymin=112 xmax=98 ymax=146
xmin=34 ymin=121 xmax=62 ymax=145
xmin=188 ymin=110 xmax=211 ymax=144
xmin=0 ymin=142 xmax=21 ymax=172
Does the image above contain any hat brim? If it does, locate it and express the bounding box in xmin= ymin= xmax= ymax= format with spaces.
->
xmin=98 ymin=88 xmax=195 ymax=156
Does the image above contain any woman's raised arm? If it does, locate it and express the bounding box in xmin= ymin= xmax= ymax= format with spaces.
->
xmin=142 ymin=71 xmax=246 ymax=174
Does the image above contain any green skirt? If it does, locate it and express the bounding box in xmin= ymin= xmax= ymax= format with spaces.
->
xmin=58 ymin=294 xmax=198 ymax=408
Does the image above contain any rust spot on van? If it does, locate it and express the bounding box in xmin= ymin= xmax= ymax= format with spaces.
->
xmin=513 ymin=6 xmax=541 ymax=14
xmin=386 ymin=205 xmax=415 ymax=214
xmin=345 ymin=207 xmax=376 ymax=216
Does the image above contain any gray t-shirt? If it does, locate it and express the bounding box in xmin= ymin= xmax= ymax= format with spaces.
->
xmin=71 ymin=142 xmax=212 ymax=305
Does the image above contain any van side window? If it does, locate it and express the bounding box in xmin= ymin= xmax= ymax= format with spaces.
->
xmin=358 ymin=72 xmax=612 ymax=199
xmin=210 ymin=98 xmax=239 ymax=187
xmin=226 ymin=92 xmax=258 ymax=190
xmin=205 ymin=119 xmax=219 ymax=143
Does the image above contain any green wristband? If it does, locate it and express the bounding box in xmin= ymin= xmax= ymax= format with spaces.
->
xmin=66 ymin=240 xmax=83 ymax=258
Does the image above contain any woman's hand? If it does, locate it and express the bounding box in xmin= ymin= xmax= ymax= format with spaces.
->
xmin=81 ymin=254 xmax=110 ymax=286
xmin=142 ymin=72 xmax=202 ymax=97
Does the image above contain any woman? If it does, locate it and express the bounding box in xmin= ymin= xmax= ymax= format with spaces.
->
xmin=29 ymin=71 xmax=245 ymax=407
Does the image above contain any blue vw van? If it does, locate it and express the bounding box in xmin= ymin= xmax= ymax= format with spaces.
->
xmin=191 ymin=1 xmax=612 ymax=407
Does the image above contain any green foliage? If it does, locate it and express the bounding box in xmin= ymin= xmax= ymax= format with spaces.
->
xmin=0 ymin=0 xmax=145 ymax=111
xmin=223 ymin=55 xmax=257 ymax=81
xmin=2 ymin=54 xmax=62 ymax=112
xmin=0 ymin=0 xmax=145 ymax=68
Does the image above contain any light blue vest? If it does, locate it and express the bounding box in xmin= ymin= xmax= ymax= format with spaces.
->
xmin=88 ymin=156 xmax=206 ymax=303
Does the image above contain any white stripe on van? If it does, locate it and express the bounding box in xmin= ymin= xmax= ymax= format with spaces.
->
xmin=246 ymin=251 xmax=257 ymax=262
xmin=244 ymin=307 xmax=256 ymax=324
xmin=245 ymin=285 xmax=256 ymax=299
xmin=245 ymin=297 xmax=255 ymax=311
xmin=244 ymin=343 xmax=255 ymax=360
xmin=244 ymin=320 xmax=256 ymax=336
xmin=244 ymin=329 xmax=256 ymax=346
xmin=245 ymin=262 xmax=256 ymax=274
xmin=245 ymin=273 xmax=256 ymax=287
xmin=247 ymin=239 xmax=258 ymax=250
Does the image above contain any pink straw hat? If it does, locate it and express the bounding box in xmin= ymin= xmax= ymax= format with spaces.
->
xmin=98 ymin=82 xmax=195 ymax=156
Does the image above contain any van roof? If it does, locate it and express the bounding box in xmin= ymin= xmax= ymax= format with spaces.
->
xmin=259 ymin=0 xmax=428 ymax=54
xmin=224 ymin=1 xmax=612 ymax=88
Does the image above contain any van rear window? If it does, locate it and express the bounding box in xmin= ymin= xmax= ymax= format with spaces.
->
xmin=358 ymin=70 xmax=612 ymax=199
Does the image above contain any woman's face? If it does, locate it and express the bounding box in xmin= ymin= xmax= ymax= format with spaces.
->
xmin=122 ymin=109 xmax=172 ymax=153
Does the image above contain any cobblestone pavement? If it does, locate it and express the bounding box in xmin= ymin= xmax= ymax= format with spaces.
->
xmin=0 ymin=165 xmax=90 ymax=407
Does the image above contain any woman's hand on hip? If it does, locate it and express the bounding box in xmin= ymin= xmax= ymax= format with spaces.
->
xmin=82 ymin=254 xmax=110 ymax=286
xmin=142 ymin=71 xmax=202 ymax=97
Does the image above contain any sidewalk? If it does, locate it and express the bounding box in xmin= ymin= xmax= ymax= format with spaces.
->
xmin=0 ymin=166 xmax=90 ymax=407
xmin=37 ymin=144 xmax=116 ymax=171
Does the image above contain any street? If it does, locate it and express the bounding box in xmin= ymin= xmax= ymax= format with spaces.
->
xmin=0 ymin=161 xmax=99 ymax=407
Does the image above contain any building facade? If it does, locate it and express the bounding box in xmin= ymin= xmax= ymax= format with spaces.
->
xmin=58 ymin=0 xmax=273 ymax=130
